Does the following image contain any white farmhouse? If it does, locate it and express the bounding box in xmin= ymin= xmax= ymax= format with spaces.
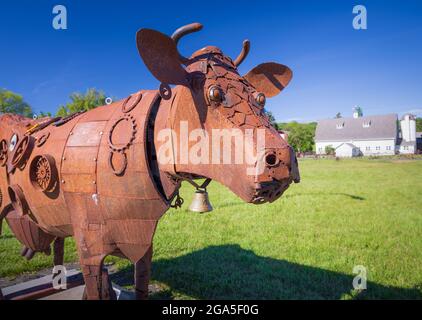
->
xmin=315 ymin=110 xmax=417 ymax=157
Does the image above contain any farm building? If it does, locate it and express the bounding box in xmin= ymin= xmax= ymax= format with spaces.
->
xmin=335 ymin=143 xmax=360 ymax=157
xmin=315 ymin=109 xmax=417 ymax=157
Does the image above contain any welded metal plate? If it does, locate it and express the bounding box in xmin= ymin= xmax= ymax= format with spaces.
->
xmin=67 ymin=122 xmax=107 ymax=147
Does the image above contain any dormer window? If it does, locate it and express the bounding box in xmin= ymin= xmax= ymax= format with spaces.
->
xmin=363 ymin=120 xmax=371 ymax=128
xmin=336 ymin=123 xmax=344 ymax=129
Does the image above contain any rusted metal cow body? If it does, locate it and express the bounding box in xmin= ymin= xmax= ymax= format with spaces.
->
xmin=0 ymin=23 xmax=299 ymax=299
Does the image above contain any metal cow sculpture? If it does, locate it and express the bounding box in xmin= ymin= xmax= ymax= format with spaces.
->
xmin=0 ymin=23 xmax=299 ymax=299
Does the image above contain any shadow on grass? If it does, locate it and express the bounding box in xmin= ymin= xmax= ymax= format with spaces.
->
xmin=112 ymin=245 xmax=420 ymax=300
xmin=284 ymin=192 xmax=365 ymax=201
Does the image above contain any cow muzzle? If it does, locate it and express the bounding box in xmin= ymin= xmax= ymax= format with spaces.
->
xmin=251 ymin=147 xmax=300 ymax=204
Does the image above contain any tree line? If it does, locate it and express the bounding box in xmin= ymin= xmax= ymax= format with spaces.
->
xmin=0 ymin=88 xmax=107 ymax=119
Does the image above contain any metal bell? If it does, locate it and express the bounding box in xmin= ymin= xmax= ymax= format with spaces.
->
xmin=189 ymin=189 xmax=213 ymax=213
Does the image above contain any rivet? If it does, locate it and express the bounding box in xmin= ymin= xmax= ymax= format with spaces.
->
xmin=62 ymin=157 xmax=66 ymax=161
xmin=61 ymin=180 xmax=65 ymax=184
xmin=93 ymin=181 xmax=96 ymax=184
xmin=93 ymin=158 xmax=97 ymax=162
xmin=69 ymin=132 xmax=73 ymax=135
xmin=100 ymin=132 xmax=103 ymax=135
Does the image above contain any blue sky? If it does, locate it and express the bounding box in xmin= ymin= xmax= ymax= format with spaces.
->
xmin=1 ymin=0 xmax=421 ymax=122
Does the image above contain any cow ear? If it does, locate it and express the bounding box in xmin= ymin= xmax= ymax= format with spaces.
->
xmin=136 ymin=29 xmax=188 ymax=85
xmin=244 ymin=63 xmax=292 ymax=98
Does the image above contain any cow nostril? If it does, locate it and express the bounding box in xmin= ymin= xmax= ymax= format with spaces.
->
xmin=265 ymin=153 xmax=278 ymax=167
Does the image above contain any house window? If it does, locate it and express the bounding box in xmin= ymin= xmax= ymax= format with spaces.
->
xmin=376 ymin=146 xmax=380 ymax=151
xmin=403 ymin=146 xmax=409 ymax=150
xmin=362 ymin=121 xmax=372 ymax=128
xmin=366 ymin=146 xmax=371 ymax=151
xmin=386 ymin=146 xmax=391 ymax=150
xmin=336 ymin=123 xmax=344 ymax=129
xmin=318 ymin=147 xmax=322 ymax=153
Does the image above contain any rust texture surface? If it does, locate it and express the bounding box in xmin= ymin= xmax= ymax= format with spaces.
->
xmin=0 ymin=22 xmax=299 ymax=300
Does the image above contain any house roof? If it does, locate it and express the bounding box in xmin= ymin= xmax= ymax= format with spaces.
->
xmin=315 ymin=114 xmax=398 ymax=141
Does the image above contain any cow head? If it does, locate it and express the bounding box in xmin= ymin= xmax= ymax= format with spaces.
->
xmin=137 ymin=23 xmax=300 ymax=204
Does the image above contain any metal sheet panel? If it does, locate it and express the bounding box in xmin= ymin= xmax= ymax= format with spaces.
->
xmin=67 ymin=122 xmax=107 ymax=147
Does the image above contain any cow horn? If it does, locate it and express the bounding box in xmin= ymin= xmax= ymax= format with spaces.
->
xmin=234 ymin=40 xmax=250 ymax=67
xmin=172 ymin=22 xmax=203 ymax=63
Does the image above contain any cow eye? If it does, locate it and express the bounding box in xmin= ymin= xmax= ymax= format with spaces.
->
xmin=255 ymin=93 xmax=266 ymax=107
xmin=208 ymin=86 xmax=223 ymax=103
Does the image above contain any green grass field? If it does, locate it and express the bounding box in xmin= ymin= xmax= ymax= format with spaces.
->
xmin=1 ymin=157 xmax=422 ymax=299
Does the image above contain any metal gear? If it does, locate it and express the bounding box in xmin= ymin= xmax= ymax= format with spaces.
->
xmin=108 ymin=151 xmax=128 ymax=176
xmin=36 ymin=132 xmax=50 ymax=148
xmin=108 ymin=114 xmax=137 ymax=153
xmin=10 ymin=135 xmax=35 ymax=170
xmin=122 ymin=93 xmax=142 ymax=113
xmin=29 ymin=155 xmax=58 ymax=192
